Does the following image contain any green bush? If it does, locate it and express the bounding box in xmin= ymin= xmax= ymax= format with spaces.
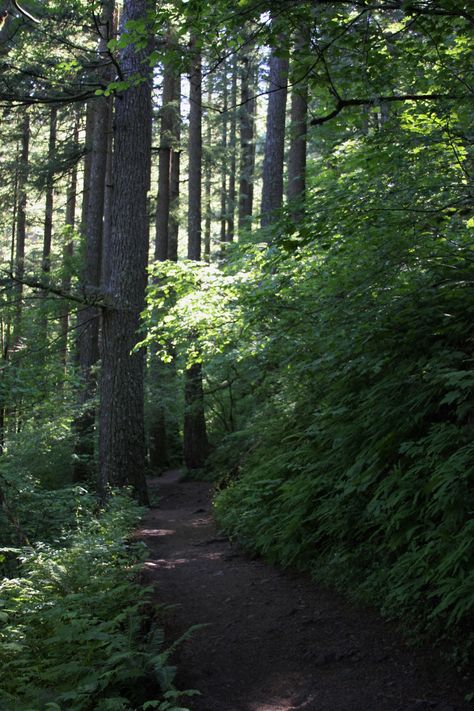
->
xmin=0 ymin=491 xmax=193 ymax=711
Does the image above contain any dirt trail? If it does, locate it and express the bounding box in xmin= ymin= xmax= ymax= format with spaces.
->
xmin=139 ymin=471 xmax=471 ymax=711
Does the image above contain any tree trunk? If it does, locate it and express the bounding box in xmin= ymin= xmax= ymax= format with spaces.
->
xmin=99 ymin=0 xmax=153 ymax=503
xmin=260 ymin=45 xmax=288 ymax=227
xmin=149 ymin=56 xmax=176 ymax=471
xmin=204 ymin=73 xmax=213 ymax=261
xmin=155 ymin=62 xmax=175 ymax=261
xmin=73 ymin=0 xmax=114 ymax=483
xmin=227 ymin=56 xmax=237 ymax=242
xmin=220 ymin=62 xmax=228 ymax=246
xmin=287 ymin=30 xmax=309 ymax=211
xmin=13 ymin=111 xmax=30 ymax=350
xmin=184 ymin=40 xmax=209 ymax=471
xmin=59 ymin=114 xmax=79 ymax=368
xmin=42 ymin=105 xmax=57 ymax=275
xmin=238 ymin=51 xmax=257 ymax=231
xmin=168 ymin=73 xmax=181 ymax=261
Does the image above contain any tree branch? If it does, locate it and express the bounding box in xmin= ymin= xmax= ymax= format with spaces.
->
xmin=310 ymin=93 xmax=464 ymax=125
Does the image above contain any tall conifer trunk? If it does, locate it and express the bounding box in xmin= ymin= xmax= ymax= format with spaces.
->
xmin=184 ymin=40 xmax=209 ymax=471
xmin=73 ymin=1 xmax=114 ymax=483
xmin=261 ymin=35 xmax=289 ymax=227
xmin=227 ymin=56 xmax=237 ymax=242
xmin=238 ymin=50 xmax=257 ymax=231
xmin=59 ymin=115 xmax=79 ymax=367
xmin=99 ymin=0 xmax=153 ymax=502
xmin=287 ymin=29 xmax=309 ymax=212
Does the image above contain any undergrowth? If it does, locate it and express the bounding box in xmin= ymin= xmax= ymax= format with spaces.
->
xmin=0 ymin=473 xmax=195 ymax=711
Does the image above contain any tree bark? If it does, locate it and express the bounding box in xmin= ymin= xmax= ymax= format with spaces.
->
xmin=204 ymin=73 xmax=212 ymax=261
xmin=184 ymin=39 xmax=209 ymax=470
xmin=238 ymin=50 xmax=257 ymax=231
xmin=168 ymin=73 xmax=181 ymax=261
xmin=226 ymin=56 xmax=237 ymax=242
xmin=73 ymin=0 xmax=114 ymax=483
xmin=287 ymin=29 xmax=309 ymax=212
xmin=155 ymin=58 xmax=175 ymax=262
xmin=59 ymin=114 xmax=79 ymax=368
xmin=13 ymin=111 xmax=30 ymax=350
xmin=220 ymin=61 xmax=228 ymax=246
xmin=187 ymin=41 xmax=202 ymax=261
xmin=42 ymin=105 xmax=57 ymax=276
xmin=260 ymin=43 xmax=289 ymax=228
xmin=99 ymin=0 xmax=153 ymax=503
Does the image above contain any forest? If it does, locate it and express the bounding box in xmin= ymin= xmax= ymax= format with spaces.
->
xmin=0 ymin=0 xmax=473 ymax=709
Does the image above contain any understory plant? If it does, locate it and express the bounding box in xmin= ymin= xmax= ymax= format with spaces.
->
xmin=0 ymin=485 xmax=194 ymax=711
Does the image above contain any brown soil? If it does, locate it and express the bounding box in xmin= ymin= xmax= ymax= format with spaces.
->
xmin=139 ymin=471 xmax=472 ymax=711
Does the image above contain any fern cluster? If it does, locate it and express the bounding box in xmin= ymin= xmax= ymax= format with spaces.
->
xmin=0 ymin=483 xmax=194 ymax=711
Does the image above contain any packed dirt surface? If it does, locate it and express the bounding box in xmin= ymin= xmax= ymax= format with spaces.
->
xmin=139 ymin=471 xmax=472 ymax=711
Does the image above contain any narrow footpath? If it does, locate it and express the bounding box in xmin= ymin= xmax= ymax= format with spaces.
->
xmin=139 ymin=471 xmax=472 ymax=711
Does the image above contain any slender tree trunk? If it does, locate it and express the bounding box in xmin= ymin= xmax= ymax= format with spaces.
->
xmin=204 ymin=74 xmax=213 ymax=261
xmin=220 ymin=62 xmax=228 ymax=246
xmin=155 ymin=59 xmax=175 ymax=261
xmin=99 ymin=0 xmax=153 ymax=503
xmin=260 ymin=43 xmax=289 ymax=227
xmin=73 ymin=0 xmax=114 ymax=483
xmin=42 ymin=105 xmax=57 ymax=275
xmin=287 ymin=30 xmax=309 ymax=211
xmin=184 ymin=40 xmax=209 ymax=470
xmin=238 ymin=51 xmax=257 ymax=231
xmin=59 ymin=115 xmax=79 ymax=367
xmin=227 ymin=56 xmax=237 ymax=242
xmin=168 ymin=73 xmax=181 ymax=261
xmin=37 ymin=105 xmax=58 ymax=363
xmin=149 ymin=55 xmax=176 ymax=471
xmin=188 ymin=42 xmax=202 ymax=261
xmin=13 ymin=111 xmax=30 ymax=350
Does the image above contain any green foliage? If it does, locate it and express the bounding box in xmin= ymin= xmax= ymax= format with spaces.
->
xmin=143 ymin=84 xmax=474 ymax=662
xmin=0 ymin=489 xmax=192 ymax=711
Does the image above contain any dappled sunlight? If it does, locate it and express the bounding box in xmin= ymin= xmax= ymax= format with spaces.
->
xmin=140 ymin=527 xmax=176 ymax=537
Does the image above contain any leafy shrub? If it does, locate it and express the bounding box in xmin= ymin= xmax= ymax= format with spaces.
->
xmin=0 ymin=491 xmax=193 ymax=711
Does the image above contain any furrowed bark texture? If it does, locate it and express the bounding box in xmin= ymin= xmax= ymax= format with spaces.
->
xmin=99 ymin=0 xmax=152 ymax=503
xmin=260 ymin=50 xmax=288 ymax=227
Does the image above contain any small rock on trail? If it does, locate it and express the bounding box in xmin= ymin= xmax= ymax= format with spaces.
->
xmin=139 ymin=471 xmax=472 ymax=711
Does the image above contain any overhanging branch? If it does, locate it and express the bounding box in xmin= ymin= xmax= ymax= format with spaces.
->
xmin=310 ymin=93 xmax=464 ymax=125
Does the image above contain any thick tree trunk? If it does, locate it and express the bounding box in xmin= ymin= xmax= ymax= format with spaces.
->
xmin=238 ymin=52 xmax=257 ymax=231
xmin=287 ymin=30 xmax=309 ymax=211
xmin=184 ymin=41 xmax=209 ymax=470
xmin=73 ymin=1 xmax=114 ymax=483
xmin=260 ymin=47 xmax=289 ymax=227
xmin=99 ymin=0 xmax=153 ymax=503
xmin=101 ymin=97 xmax=114 ymax=286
